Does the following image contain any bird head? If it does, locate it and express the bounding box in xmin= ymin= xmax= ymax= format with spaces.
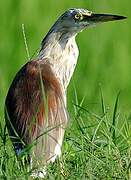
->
xmin=55 ymin=8 xmax=126 ymax=34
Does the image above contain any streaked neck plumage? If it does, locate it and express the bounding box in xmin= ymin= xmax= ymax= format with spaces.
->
xmin=39 ymin=29 xmax=79 ymax=90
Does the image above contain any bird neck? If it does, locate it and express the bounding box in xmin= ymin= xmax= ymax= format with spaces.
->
xmin=39 ymin=30 xmax=77 ymax=58
xmin=39 ymin=30 xmax=79 ymax=89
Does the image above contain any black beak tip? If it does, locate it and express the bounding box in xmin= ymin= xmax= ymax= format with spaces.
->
xmin=114 ymin=15 xmax=127 ymax=20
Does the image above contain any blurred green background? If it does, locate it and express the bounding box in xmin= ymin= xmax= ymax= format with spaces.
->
xmin=0 ymin=0 xmax=130 ymax=117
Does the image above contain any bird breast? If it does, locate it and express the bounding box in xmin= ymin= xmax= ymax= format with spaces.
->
xmin=51 ymin=37 xmax=79 ymax=90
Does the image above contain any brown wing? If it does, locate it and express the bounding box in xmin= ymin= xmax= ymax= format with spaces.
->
xmin=5 ymin=60 xmax=68 ymax=164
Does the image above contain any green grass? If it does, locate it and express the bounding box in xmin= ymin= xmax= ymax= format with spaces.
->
xmin=0 ymin=0 xmax=131 ymax=179
xmin=0 ymin=93 xmax=131 ymax=179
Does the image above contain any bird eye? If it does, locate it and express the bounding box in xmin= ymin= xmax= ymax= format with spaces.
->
xmin=87 ymin=11 xmax=92 ymax=16
xmin=74 ymin=13 xmax=83 ymax=20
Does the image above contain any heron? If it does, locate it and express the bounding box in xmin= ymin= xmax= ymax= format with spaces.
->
xmin=5 ymin=8 xmax=126 ymax=178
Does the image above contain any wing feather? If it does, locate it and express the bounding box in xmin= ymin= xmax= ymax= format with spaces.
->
xmin=5 ymin=60 xmax=68 ymax=164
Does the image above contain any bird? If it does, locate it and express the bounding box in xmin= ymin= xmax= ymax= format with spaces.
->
xmin=5 ymin=8 xmax=126 ymax=178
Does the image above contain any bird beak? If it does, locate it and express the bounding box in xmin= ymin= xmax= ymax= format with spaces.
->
xmin=86 ymin=13 xmax=127 ymax=23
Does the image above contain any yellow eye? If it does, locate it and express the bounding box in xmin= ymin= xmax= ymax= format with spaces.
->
xmin=75 ymin=14 xmax=80 ymax=19
xmin=74 ymin=13 xmax=83 ymax=20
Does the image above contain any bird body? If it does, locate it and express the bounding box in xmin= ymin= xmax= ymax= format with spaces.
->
xmin=5 ymin=60 xmax=68 ymax=164
xmin=5 ymin=8 xmax=126 ymax=177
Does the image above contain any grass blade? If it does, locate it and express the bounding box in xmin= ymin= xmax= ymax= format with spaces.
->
xmin=111 ymin=91 xmax=121 ymax=144
xmin=22 ymin=24 xmax=30 ymax=60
